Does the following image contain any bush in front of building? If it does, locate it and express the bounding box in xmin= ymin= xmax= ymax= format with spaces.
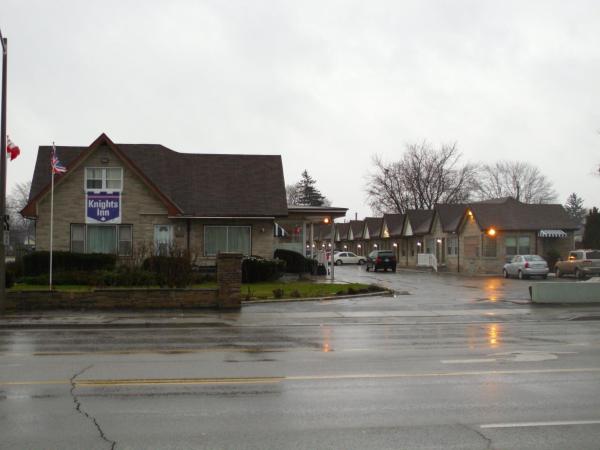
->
xmin=142 ymin=256 xmax=192 ymax=288
xmin=5 ymin=269 xmax=15 ymax=288
xmin=23 ymin=251 xmax=117 ymax=276
xmin=241 ymin=257 xmax=285 ymax=283
xmin=274 ymin=249 xmax=317 ymax=274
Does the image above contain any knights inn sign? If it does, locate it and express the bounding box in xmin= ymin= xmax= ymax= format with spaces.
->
xmin=86 ymin=191 xmax=121 ymax=224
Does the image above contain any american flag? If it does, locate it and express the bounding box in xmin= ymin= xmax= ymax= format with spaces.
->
xmin=51 ymin=144 xmax=67 ymax=174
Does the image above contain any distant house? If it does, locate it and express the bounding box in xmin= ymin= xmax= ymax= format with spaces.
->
xmin=21 ymin=133 xmax=347 ymax=264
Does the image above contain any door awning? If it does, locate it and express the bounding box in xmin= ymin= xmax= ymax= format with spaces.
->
xmin=538 ymin=229 xmax=568 ymax=238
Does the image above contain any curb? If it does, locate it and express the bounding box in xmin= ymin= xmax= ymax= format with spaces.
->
xmin=242 ymin=290 xmax=393 ymax=305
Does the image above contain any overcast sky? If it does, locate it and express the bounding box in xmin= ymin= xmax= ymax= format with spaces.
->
xmin=3 ymin=0 xmax=600 ymax=219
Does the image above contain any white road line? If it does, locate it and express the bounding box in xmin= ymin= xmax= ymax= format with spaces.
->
xmin=441 ymin=359 xmax=497 ymax=364
xmin=480 ymin=420 xmax=600 ymax=429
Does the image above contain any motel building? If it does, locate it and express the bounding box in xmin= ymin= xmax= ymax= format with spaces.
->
xmin=21 ymin=134 xmax=347 ymax=265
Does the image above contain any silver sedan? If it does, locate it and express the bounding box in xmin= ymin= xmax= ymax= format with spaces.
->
xmin=503 ymin=255 xmax=549 ymax=279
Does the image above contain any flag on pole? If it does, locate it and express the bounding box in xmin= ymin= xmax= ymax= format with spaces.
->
xmin=6 ymin=136 xmax=20 ymax=161
xmin=51 ymin=144 xmax=67 ymax=174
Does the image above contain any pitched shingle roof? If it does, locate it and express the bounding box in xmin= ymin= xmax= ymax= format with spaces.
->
xmin=349 ymin=220 xmax=364 ymax=239
xmin=468 ymin=197 xmax=578 ymax=231
xmin=405 ymin=210 xmax=434 ymax=235
xmin=435 ymin=204 xmax=466 ymax=233
xmin=364 ymin=217 xmax=384 ymax=239
xmin=335 ymin=222 xmax=350 ymax=241
xmin=27 ymin=141 xmax=288 ymax=218
xmin=383 ymin=213 xmax=405 ymax=237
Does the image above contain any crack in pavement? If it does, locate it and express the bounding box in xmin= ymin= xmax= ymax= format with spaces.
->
xmin=70 ymin=365 xmax=117 ymax=450
xmin=462 ymin=423 xmax=493 ymax=449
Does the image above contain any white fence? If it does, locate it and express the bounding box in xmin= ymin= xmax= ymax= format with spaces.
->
xmin=417 ymin=253 xmax=438 ymax=272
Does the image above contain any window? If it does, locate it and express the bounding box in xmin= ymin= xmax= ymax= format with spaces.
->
xmin=518 ymin=236 xmax=530 ymax=255
xmin=204 ymin=226 xmax=251 ymax=256
xmin=70 ymin=224 xmax=85 ymax=253
xmin=425 ymin=238 xmax=434 ymax=254
xmin=71 ymin=224 xmax=132 ymax=256
xmin=505 ymin=237 xmax=517 ymax=256
xmin=154 ymin=225 xmax=173 ymax=256
xmin=482 ymin=235 xmax=497 ymax=257
xmin=85 ymin=167 xmax=123 ymax=191
xmin=447 ymin=237 xmax=458 ymax=256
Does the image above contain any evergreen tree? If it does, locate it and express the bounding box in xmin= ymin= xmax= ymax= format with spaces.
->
xmin=296 ymin=170 xmax=325 ymax=206
xmin=582 ymin=207 xmax=600 ymax=249
xmin=564 ymin=193 xmax=586 ymax=225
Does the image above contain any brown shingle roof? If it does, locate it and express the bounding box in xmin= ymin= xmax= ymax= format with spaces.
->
xmin=27 ymin=141 xmax=288 ymax=218
xmin=383 ymin=213 xmax=405 ymax=237
xmin=349 ymin=220 xmax=364 ymax=239
xmin=435 ymin=204 xmax=466 ymax=233
xmin=406 ymin=210 xmax=434 ymax=235
xmin=335 ymin=222 xmax=350 ymax=241
xmin=468 ymin=198 xmax=578 ymax=231
xmin=364 ymin=217 xmax=383 ymax=239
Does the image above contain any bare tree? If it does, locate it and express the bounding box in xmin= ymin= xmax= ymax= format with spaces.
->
xmin=365 ymin=142 xmax=477 ymax=214
xmin=7 ymin=181 xmax=34 ymax=252
xmin=474 ymin=161 xmax=557 ymax=204
xmin=286 ymin=184 xmax=301 ymax=206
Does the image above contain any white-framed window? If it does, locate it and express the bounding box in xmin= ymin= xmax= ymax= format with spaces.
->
xmin=85 ymin=167 xmax=123 ymax=191
xmin=70 ymin=223 xmax=132 ymax=256
xmin=204 ymin=226 xmax=251 ymax=256
xmin=505 ymin=235 xmax=531 ymax=256
xmin=154 ymin=224 xmax=173 ymax=256
xmin=447 ymin=236 xmax=458 ymax=256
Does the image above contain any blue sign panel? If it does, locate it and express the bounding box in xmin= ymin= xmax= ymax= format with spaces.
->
xmin=86 ymin=192 xmax=121 ymax=224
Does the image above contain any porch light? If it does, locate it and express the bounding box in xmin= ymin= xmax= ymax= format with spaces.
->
xmin=467 ymin=210 xmax=473 ymax=217
xmin=417 ymin=242 xmax=422 ymax=247
xmin=373 ymin=244 xmax=378 ymax=248
xmin=328 ymin=243 xmax=332 ymax=248
xmin=344 ymin=245 xmax=347 ymax=249
xmin=436 ymin=239 xmax=442 ymax=244
xmin=323 ymin=217 xmax=330 ymax=224
xmin=393 ymin=242 xmax=398 ymax=247
xmin=487 ymin=228 xmax=497 ymax=237
xmin=357 ymin=244 xmax=362 ymax=248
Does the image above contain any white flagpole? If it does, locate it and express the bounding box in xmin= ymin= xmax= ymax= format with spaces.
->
xmin=49 ymin=143 xmax=55 ymax=291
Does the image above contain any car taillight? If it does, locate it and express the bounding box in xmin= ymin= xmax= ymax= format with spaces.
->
xmin=376 ymin=257 xmax=382 ymax=263
xmin=524 ymin=262 xmax=529 ymax=268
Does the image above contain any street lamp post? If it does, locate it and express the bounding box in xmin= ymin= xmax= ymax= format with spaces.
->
xmin=0 ymin=30 xmax=7 ymax=311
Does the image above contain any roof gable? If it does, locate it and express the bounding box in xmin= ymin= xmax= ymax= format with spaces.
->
xmin=23 ymin=133 xmax=288 ymax=218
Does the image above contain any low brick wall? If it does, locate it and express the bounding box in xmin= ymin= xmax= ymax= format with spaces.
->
xmin=6 ymin=288 xmax=219 ymax=311
xmin=5 ymin=252 xmax=243 ymax=311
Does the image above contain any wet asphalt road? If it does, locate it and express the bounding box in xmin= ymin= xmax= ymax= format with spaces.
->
xmin=1 ymin=268 xmax=600 ymax=449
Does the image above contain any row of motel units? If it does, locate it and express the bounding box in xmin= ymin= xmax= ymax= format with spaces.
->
xmin=312 ymin=198 xmax=579 ymax=274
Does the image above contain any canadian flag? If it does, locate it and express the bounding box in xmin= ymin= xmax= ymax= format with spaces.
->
xmin=7 ymin=136 xmax=20 ymax=161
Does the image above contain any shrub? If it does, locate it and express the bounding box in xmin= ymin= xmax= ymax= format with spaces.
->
xmin=242 ymin=257 xmax=285 ymax=283
xmin=5 ymin=270 xmax=15 ymax=288
xmin=142 ymin=256 xmax=192 ymax=288
xmin=544 ymin=248 xmax=562 ymax=271
xmin=272 ymin=288 xmax=285 ymax=298
xmin=290 ymin=289 xmax=301 ymax=298
xmin=6 ymin=260 xmax=24 ymax=278
xmin=274 ymin=249 xmax=317 ymax=274
xmin=23 ymin=251 xmax=117 ymax=276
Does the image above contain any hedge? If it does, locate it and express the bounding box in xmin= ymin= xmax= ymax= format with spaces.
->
xmin=274 ymin=249 xmax=317 ymax=274
xmin=23 ymin=251 xmax=117 ymax=276
xmin=242 ymin=257 xmax=285 ymax=283
xmin=142 ymin=256 xmax=192 ymax=288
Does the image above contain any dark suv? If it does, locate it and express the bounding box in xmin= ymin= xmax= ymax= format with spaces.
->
xmin=366 ymin=250 xmax=397 ymax=272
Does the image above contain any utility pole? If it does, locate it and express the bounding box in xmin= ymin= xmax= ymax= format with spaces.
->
xmin=0 ymin=29 xmax=7 ymax=311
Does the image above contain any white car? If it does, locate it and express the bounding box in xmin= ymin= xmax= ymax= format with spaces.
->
xmin=334 ymin=251 xmax=366 ymax=265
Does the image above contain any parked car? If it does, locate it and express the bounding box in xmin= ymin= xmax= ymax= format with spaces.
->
xmin=555 ymin=249 xmax=600 ymax=279
xmin=503 ymin=255 xmax=549 ymax=279
xmin=366 ymin=250 xmax=397 ymax=272
xmin=334 ymin=252 xmax=366 ymax=265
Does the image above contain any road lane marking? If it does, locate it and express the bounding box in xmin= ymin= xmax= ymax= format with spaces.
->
xmin=1 ymin=367 xmax=599 ymax=387
xmin=480 ymin=420 xmax=600 ymax=429
xmin=441 ymin=359 xmax=497 ymax=364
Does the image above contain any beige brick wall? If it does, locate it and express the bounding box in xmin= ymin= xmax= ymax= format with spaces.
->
xmin=33 ymin=144 xmax=276 ymax=263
